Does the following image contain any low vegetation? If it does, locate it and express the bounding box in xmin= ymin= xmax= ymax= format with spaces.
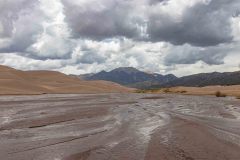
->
xmin=135 ymin=88 xmax=160 ymax=93
xmin=215 ymin=91 xmax=226 ymax=97
xmin=176 ymin=90 xmax=187 ymax=93
xmin=135 ymin=88 xmax=188 ymax=94
xmin=136 ymin=88 xmax=239 ymax=100
xmin=135 ymin=89 xmax=148 ymax=93
xmin=162 ymin=88 xmax=170 ymax=93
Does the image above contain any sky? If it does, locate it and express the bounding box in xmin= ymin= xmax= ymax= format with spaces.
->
xmin=0 ymin=0 xmax=240 ymax=77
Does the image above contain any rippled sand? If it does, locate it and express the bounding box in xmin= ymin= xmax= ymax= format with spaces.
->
xmin=0 ymin=93 xmax=240 ymax=160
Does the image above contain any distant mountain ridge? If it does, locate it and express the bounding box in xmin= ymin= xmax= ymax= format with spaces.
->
xmin=154 ymin=71 xmax=240 ymax=88
xmin=79 ymin=67 xmax=177 ymax=89
xmin=78 ymin=67 xmax=240 ymax=89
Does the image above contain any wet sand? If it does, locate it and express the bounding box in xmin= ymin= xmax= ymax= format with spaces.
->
xmin=0 ymin=93 xmax=240 ymax=160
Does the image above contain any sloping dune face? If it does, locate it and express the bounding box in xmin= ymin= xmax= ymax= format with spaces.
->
xmin=0 ymin=65 xmax=133 ymax=95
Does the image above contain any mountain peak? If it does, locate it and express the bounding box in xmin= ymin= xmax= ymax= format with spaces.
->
xmin=111 ymin=67 xmax=140 ymax=73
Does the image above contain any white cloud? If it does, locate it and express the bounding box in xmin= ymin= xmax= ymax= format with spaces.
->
xmin=26 ymin=0 xmax=73 ymax=59
xmin=0 ymin=53 xmax=63 ymax=71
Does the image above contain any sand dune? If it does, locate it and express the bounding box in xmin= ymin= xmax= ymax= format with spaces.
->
xmin=0 ymin=65 xmax=134 ymax=95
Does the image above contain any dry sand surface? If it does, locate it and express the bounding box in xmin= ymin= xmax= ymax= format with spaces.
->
xmin=1 ymin=93 xmax=240 ymax=160
xmin=0 ymin=65 xmax=133 ymax=95
xmin=155 ymin=85 xmax=240 ymax=97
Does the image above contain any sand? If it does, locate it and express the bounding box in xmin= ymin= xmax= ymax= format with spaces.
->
xmin=0 ymin=65 xmax=134 ymax=95
xmin=149 ymin=85 xmax=240 ymax=97
xmin=1 ymin=93 xmax=240 ymax=160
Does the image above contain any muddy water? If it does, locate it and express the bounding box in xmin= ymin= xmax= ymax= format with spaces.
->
xmin=0 ymin=94 xmax=240 ymax=160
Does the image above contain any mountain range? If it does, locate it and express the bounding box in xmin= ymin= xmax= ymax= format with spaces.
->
xmin=78 ymin=67 xmax=240 ymax=89
xmin=155 ymin=71 xmax=240 ymax=88
xmin=79 ymin=67 xmax=177 ymax=89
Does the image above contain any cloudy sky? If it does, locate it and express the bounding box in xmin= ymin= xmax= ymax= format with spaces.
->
xmin=0 ymin=0 xmax=240 ymax=76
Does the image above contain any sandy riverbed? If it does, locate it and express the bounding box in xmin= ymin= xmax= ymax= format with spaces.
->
xmin=0 ymin=93 xmax=240 ymax=160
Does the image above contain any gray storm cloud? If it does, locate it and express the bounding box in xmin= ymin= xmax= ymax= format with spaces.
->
xmin=0 ymin=0 xmax=42 ymax=53
xmin=164 ymin=44 xmax=228 ymax=66
xmin=61 ymin=0 xmax=239 ymax=46
xmin=0 ymin=0 xmax=37 ymax=37
xmin=61 ymin=0 xmax=141 ymax=40
xmin=148 ymin=0 xmax=239 ymax=46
